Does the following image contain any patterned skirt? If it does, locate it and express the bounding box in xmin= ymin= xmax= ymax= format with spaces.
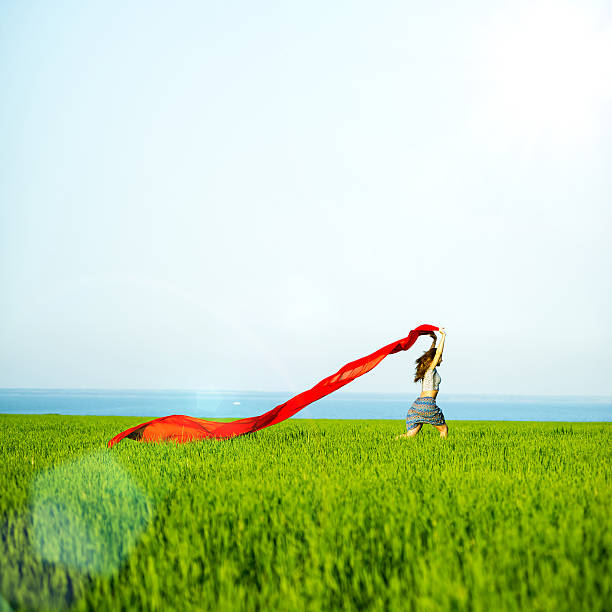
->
xmin=406 ymin=397 xmax=446 ymax=431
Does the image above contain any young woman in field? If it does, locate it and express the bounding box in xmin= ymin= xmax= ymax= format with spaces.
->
xmin=397 ymin=328 xmax=448 ymax=439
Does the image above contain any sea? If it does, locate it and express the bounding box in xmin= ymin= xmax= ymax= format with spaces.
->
xmin=0 ymin=389 xmax=610 ymax=421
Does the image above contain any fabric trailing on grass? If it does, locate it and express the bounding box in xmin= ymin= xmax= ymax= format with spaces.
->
xmin=107 ymin=324 xmax=439 ymax=446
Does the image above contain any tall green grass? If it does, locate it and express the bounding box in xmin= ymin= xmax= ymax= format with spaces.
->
xmin=0 ymin=415 xmax=610 ymax=611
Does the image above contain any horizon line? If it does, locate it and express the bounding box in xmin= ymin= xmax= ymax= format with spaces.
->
xmin=0 ymin=387 xmax=611 ymax=401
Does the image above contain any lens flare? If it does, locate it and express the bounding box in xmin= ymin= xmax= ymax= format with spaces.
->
xmin=30 ymin=451 xmax=152 ymax=575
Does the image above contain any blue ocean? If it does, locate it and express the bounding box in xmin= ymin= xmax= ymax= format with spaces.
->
xmin=0 ymin=389 xmax=610 ymax=421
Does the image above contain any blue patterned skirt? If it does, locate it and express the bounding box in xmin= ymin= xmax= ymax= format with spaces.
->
xmin=406 ymin=397 xmax=446 ymax=431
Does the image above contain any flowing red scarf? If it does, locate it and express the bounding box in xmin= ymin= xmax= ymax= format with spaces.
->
xmin=107 ymin=324 xmax=439 ymax=446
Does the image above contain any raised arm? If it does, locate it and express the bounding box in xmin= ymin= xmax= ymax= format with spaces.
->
xmin=427 ymin=328 xmax=445 ymax=370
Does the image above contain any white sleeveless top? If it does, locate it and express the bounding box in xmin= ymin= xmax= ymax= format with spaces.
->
xmin=421 ymin=368 xmax=441 ymax=392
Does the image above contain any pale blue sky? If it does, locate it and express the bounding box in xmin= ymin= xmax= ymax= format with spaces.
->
xmin=1 ymin=0 xmax=611 ymax=395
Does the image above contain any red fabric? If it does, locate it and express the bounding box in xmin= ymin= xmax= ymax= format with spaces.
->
xmin=107 ymin=324 xmax=439 ymax=447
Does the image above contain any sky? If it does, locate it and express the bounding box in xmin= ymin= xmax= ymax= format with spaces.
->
xmin=1 ymin=0 xmax=611 ymax=396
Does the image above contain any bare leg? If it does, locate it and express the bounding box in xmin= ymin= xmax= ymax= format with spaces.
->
xmin=434 ymin=423 xmax=448 ymax=438
xmin=396 ymin=424 xmax=422 ymax=439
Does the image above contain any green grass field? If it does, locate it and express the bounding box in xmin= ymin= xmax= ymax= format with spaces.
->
xmin=0 ymin=415 xmax=610 ymax=611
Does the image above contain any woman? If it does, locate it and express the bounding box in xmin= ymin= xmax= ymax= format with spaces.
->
xmin=397 ymin=327 xmax=448 ymax=439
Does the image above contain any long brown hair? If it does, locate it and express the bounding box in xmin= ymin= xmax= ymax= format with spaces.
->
xmin=414 ymin=347 xmax=437 ymax=383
